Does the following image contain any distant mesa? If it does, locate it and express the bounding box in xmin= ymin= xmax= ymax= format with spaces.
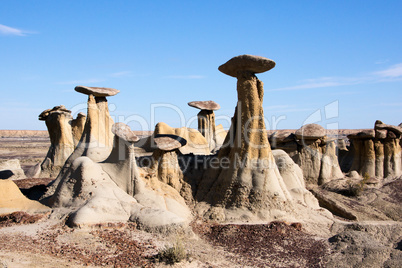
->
xmin=75 ymin=85 xmax=120 ymax=97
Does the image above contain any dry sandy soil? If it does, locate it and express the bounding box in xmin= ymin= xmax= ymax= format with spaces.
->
xmin=0 ymin=129 xmax=380 ymax=267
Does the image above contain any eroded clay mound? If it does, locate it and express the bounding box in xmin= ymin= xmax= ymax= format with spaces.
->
xmin=0 ymin=179 xmax=50 ymax=215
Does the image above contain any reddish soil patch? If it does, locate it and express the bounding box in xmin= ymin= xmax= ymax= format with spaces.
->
xmin=192 ymin=221 xmax=329 ymax=267
xmin=13 ymin=177 xmax=54 ymax=189
xmin=0 ymin=222 xmax=157 ymax=267
xmin=0 ymin=211 xmax=47 ymax=227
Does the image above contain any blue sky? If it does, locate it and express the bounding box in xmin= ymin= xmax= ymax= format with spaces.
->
xmin=1 ymin=0 xmax=401 ymax=131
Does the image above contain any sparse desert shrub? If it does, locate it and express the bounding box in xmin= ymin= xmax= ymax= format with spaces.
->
xmin=156 ymin=237 xmax=188 ymax=265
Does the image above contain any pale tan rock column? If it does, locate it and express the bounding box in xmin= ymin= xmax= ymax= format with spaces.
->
xmin=151 ymin=134 xmax=187 ymax=192
xmin=69 ymin=86 xmax=119 ymax=163
xmin=100 ymin=123 xmax=140 ymax=196
xmin=294 ymin=124 xmax=325 ymax=185
xmin=198 ymin=55 xmax=292 ymax=218
xmin=39 ymin=105 xmax=75 ymax=177
xmin=348 ymin=130 xmax=376 ymax=178
xmin=44 ymin=86 xmax=119 ymax=197
xmin=375 ymin=121 xmax=402 ymax=178
xmin=188 ymin=100 xmax=220 ymax=152
xmin=71 ymin=112 xmax=86 ymax=147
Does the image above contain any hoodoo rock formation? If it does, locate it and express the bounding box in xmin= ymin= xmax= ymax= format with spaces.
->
xmin=44 ymin=86 xmax=119 ymax=196
xmin=38 ymin=105 xmax=75 ymax=177
xmin=188 ymin=100 xmax=223 ymax=152
xmin=195 ymin=55 xmax=323 ymax=223
xmin=151 ymin=134 xmax=186 ymax=192
xmin=41 ymin=87 xmax=191 ymax=230
xmin=294 ymin=124 xmax=343 ymax=185
xmin=270 ymin=124 xmax=343 ymax=185
xmin=348 ymin=120 xmax=402 ymax=178
xmin=69 ymin=86 xmax=117 ymax=163
xmin=152 ymin=122 xmax=210 ymax=155
xmin=99 ymin=123 xmax=140 ymax=196
xmin=71 ymin=112 xmax=86 ymax=147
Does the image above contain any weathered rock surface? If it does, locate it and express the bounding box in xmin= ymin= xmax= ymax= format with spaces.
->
xmin=348 ymin=120 xmax=402 ymax=179
xmin=194 ymin=55 xmax=331 ymax=229
xmin=38 ymin=105 xmax=75 ymax=178
xmin=45 ymin=111 xmax=191 ymax=230
xmin=71 ymin=112 xmax=86 ymax=146
xmin=74 ymin=85 xmax=120 ymax=97
xmin=188 ymin=100 xmax=220 ymax=111
xmin=326 ymin=222 xmax=402 ymax=268
xmin=0 ymin=159 xmax=25 ymax=180
xmin=43 ymin=88 xmax=117 ymax=198
xmin=189 ymin=100 xmax=222 ymax=152
xmin=0 ymin=179 xmax=50 ymax=215
xmin=99 ymin=123 xmax=140 ymax=196
xmin=314 ymin=176 xmax=402 ymax=221
xmin=136 ymin=122 xmax=210 ymax=155
xmin=218 ymin=54 xmax=276 ymax=77
xmin=310 ymin=186 xmax=390 ymax=221
xmin=295 ymin=123 xmax=326 ymax=140
xmin=151 ymin=134 xmax=187 ymax=193
xmin=272 ymin=150 xmax=319 ymax=208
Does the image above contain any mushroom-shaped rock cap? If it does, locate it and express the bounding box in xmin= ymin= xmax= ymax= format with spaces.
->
xmin=188 ymin=100 xmax=220 ymax=111
xmin=112 ymin=123 xmax=139 ymax=143
xmin=347 ymin=129 xmax=375 ymax=139
xmin=39 ymin=105 xmax=71 ymax=120
xmin=218 ymin=54 xmax=276 ymax=77
xmin=374 ymin=122 xmax=402 ymax=135
xmin=76 ymin=112 xmax=86 ymax=118
xmin=75 ymin=86 xmax=120 ymax=97
xmin=295 ymin=124 xmax=326 ymax=139
xmin=154 ymin=134 xmax=187 ymax=151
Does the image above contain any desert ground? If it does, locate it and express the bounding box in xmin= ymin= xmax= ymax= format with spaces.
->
xmin=0 ymin=130 xmax=401 ymax=267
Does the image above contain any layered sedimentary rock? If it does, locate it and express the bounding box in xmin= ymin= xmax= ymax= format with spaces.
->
xmin=99 ymin=123 xmax=140 ymax=196
xmin=271 ymin=124 xmax=343 ymax=185
xmin=348 ymin=120 xmax=402 ymax=178
xmin=195 ymin=55 xmax=317 ymax=222
xmin=151 ymin=134 xmax=186 ymax=192
xmin=44 ymin=86 xmax=118 ymax=196
xmin=188 ymin=100 xmax=222 ymax=152
xmin=153 ymin=122 xmax=210 ymax=155
xmin=71 ymin=112 xmax=86 ymax=147
xmin=68 ymin=86 xmax=116 ymax=163
xmin=38 ymin=105 xmax=75 ymax=177
xmin=43 ymin=89 xmax=192 ymax=229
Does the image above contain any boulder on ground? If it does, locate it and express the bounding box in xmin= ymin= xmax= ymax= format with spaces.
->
xmin=0 ymin=159 xmax=25 ymax=180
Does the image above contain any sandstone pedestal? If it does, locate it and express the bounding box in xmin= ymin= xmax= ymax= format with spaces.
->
xmin=38 ymin=105 xmax=75 ymax=178
xmin=188 ymin=100 xmax=221 ymax=152
xmin=196 ymin=55 xmax=295 ymax=221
